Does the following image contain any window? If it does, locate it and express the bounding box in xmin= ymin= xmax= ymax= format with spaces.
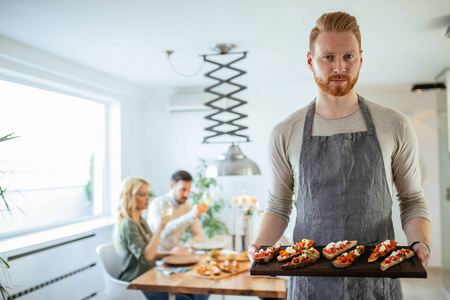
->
xmin=0 ymin=79 xmax=107 ymax=236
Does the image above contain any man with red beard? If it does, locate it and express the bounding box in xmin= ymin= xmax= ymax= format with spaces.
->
xmin=248 ymin=12 xmax=431 ymax=300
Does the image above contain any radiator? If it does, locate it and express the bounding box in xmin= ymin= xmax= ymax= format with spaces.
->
xmin=3 ymin=228 xmax=111 ymax=300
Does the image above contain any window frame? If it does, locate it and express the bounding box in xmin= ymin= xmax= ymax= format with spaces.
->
xmin=0 ymin=50 xmax=121 ymax=238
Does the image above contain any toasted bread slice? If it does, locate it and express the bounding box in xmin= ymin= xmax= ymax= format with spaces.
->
xmin=253 ymin=242 xmax=281 ymax=263
xmin=368 ymin=240 xmax=398 ymax=263
xmin=196 ymin=264 xmax=211 ymax=276
xmin=277 ymin=245 xmax=303 ymax=262
xmin=295 ymin=239 xmax=316 ymax=249
xmin=281 ymin=248 xmax=320 ymax=270
xmin=322 ymin=240 xmax=358 ymax=260
xmin=332 ymin=245 xmax=365 ymax=268
xmin=380 ymin=248 xmax=415 ymax=271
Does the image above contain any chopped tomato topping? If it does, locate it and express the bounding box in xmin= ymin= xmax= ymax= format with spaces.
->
xmin=337 ymin=255 xmax=353 ymax=263
xmin=325 ymin=248 xmax=335 ymax=254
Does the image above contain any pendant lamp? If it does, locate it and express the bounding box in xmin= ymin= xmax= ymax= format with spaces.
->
xmin=205 ymin=144 xmax=261 ymax=177
xmin=202 ymin=44 xmax=261 ymax=177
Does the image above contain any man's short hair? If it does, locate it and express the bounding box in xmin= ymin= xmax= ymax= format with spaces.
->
xmin=171 ymin=170 xmax=193 ymax=183
xmin=309 ymin=11 xmax=361 ymax=54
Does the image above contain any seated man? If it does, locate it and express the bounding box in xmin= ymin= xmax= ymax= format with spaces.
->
xmin=147 ymin=170 xmax=207 ymax=253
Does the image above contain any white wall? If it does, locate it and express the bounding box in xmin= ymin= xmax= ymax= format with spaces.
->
xmin=144 ymin=83 xmax=442 ymax=267
xmin=121 ymin=99 xmax=147 ymax=179
xmin=359 ymin=86 xmax=441 ymax=267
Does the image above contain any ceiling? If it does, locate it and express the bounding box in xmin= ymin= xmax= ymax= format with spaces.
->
xmin=0 ymin=0 xmax=449 ymax=91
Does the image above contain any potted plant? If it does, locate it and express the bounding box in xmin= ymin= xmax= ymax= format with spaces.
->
xmin=0 ymin=133 xmax=18 ymax=300
xmin=182 ymin=159 xmax=229 ymax=242
xmin=0 ymin=256 xmax=9 ymax=300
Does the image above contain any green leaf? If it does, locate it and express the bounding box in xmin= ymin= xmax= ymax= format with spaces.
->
xmin=0 ymin=257 xmax=9 ymax=269
xmin=303 ymin=250 xmax=318 ymax=258
xmin=0 ymin=186 xmax=10 ymax=210
xmin=0 ymin=285 xmax=10 ymax=300
xmin=0 ymin=133 xmax=19 ymax=143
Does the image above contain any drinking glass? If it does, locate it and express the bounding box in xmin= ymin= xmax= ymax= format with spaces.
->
xmin=256 ymin=202 xmax=264 ymax=217
xmin=202 ymin=191 xmax=213 ymax=206
xmin=159 ymin=199 xmax=173 ymax=216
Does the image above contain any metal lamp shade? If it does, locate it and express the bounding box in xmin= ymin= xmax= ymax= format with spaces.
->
xmin=206 ymin=144 xmax=261 ymax=177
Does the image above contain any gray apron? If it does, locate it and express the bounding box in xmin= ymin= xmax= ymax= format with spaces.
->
xmin=288 ymin=96 xmax=402 ymax=300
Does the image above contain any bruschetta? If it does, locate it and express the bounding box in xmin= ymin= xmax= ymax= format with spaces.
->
xmin=281 ymin=248 xmax=321 ymax=270
xmin=196 ymin=264 xmax=211 ymax=276
xmin=277 ymin=245 xmax=303 ymax=262
xmin=277 ymin=239 xmax=316 ymax=262
xmin=219 ymin=260 xmax=239 ymax=273
xmin=380 ymin=248 xmax=415 ymax=271
xmin=209 ymin=261 xmax=222 ymax=275
xmin=295 ymin=239 xmax=316 ymax=249
xmin=253 ymin=242 xmax=281 ymax=263
xmin=368 ymin=240 xmax=398 ymax=262
xmin=332 ymin=245 xmax=365 ymax=268
xmin=322 ymin=240 xmax=358 ymax=260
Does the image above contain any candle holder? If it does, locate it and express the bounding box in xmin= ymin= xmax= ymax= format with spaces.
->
xmin=232 ymin=193 xmax=257 ymax=251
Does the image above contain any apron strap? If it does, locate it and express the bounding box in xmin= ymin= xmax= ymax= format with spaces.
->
xmin=302 ymin=100 xmax=316 ymax=140
xmin=358 ymin=95 xmax=376 ymax=134
xmin=302 ymin=95 xmax=376 ymax=140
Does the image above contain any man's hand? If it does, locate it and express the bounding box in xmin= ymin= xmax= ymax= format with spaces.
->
xmin=190 ymin=204 xmax=208 ymax=218
xmin=247 ymin=243 xmax=259 ymax=263
xmin=412 ymin=242 xmax=430 ymax=267
xmin=403 ymin=217 xmax=431 ymax=267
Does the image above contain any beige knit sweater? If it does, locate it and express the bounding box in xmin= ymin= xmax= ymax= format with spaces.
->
xmin=266 ymin=98 xmax=431 ymax=228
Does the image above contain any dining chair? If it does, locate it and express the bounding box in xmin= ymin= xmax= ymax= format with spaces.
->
xmin=96 ymin=243 xmax=147 ymax=300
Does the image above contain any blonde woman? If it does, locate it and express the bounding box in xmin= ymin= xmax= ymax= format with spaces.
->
xmin=113 ymin=178 xmax=208 ymax=300
xmin=113 ymin=178 xmax=171 ymax=282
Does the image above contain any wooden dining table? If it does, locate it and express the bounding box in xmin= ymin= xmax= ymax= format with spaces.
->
xmin=128 ymin=255 xmax=287 ymax=299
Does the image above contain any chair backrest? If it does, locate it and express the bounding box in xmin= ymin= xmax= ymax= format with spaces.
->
xmin=96 ymin=243 xmax=147 ymax=300
xmin=96 ymin=243 xmax=122 ymax=278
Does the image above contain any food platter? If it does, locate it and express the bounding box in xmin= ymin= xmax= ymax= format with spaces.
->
xmin=188 ymin=260 xmax=249 ymax=280
xmin=250 ymin=245 xmax=427 ymax=278
xmin=163 ymin=255 xmax=199 ymax=266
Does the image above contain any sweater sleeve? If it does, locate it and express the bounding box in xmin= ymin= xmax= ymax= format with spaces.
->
xmin=391 ymin=113 xmax=431 ymax=227
xmin=265 ymin=122 xmax=295 ymax=225
xmin=120 ymin=219 xmax=155 ymax=266
xmin=148 ymin=196 xmax=198 ymax=251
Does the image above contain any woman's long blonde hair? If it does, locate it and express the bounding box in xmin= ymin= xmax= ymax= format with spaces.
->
xmin=112 ymin=177 xmax=150 ymax=252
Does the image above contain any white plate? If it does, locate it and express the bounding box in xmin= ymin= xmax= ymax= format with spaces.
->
xmin=162 ymin=255 xmax=199 ymax=265
xmin=192 ymin=241 xmax=226 ymax=250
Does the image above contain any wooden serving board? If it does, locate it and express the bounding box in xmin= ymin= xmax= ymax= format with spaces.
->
xmin=188 ymin=266 xmax=249 ymax=280
xmin=250 ymin=245 xmax=427 ymax=279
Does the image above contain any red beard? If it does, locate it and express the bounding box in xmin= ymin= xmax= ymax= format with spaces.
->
xmin=313 ymin=70 xmax=359 ymax=97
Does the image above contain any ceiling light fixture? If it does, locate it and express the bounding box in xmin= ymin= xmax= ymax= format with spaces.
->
xmin=201 ymin=44 xmax=261 ymax=177
xmin=166 ymin=50 xmax=204 ymax=77
xmin=411 ymin=83 xmax=446 ymax=93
